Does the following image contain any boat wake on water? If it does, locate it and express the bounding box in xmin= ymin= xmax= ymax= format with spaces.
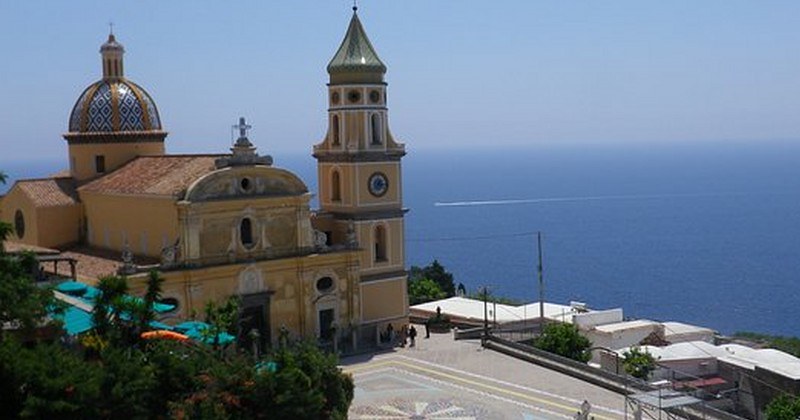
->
xmin=433 ymin=191 xmax=768 ymax=208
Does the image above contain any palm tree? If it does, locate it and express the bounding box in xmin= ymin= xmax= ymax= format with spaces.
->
xmin=91 ymin=275 xmax=129 ymax=341
xmin=134 ymin=270 xmax=164 ymax=336
xmin=0 ymin=171 xmax=10 ymax=253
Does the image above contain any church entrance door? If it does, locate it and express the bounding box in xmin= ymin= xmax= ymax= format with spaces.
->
xmin=319 ymin=308 xmax=335 ymax=341
xmin=238 ymin=292 xmax=271 ymax=355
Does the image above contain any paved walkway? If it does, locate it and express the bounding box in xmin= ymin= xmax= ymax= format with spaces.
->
xmin=341 ymin=329 xmax=630 ymax=419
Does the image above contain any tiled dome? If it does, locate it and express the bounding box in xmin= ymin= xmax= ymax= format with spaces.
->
xmin=67 ymin=33 xmax=162 ymax=134
xmin=68 ymin=79 xmax=161 ymax=133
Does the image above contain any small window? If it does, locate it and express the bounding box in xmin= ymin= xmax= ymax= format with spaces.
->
xmin=370 ymin=114 xmax=382 ymax=145
xmin=369 ymin=90 xmax=381 ymax=104
xmin=374 ymin=225 xmax=387 ymax=262
xmin=240 ymin=177 xmax=252 ymax=192
xmin=14 ymin=210 xmax=25 ymax=239
xmin=240 ymin=218 xmax=255 ymax=249
xmin=316 ymin=277 xmax=334 ymax=293
xmin=331 ymin=170 xmax=341 ymax=202
xmin=347 ymin=90 xmax=361 ymax=103
xmin=95 ymin=155 xmax=106 ymax=174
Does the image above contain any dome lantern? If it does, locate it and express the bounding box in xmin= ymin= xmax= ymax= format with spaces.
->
xmin=100 ymin=31 xmax=125 ymax=80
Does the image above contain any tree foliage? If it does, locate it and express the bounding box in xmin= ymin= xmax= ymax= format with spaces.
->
xmin=765 ymin=394 xmax=800 ymax=420
xmin=0 ymin=334 xmax=354 ymax=418
xmin=534 ymin=322 xmax=592 ymax=363
xmin=0 ymin=251 xmax=60 ymax=341
xmin=409 ymin=259 xmax=455 ymax=303
xmin=408 ymin=277 xmax=447 ymax=305
xmin=622 ymin=346 xmax=657 ymax=380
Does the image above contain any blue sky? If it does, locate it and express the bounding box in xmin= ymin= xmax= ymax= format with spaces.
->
xmin=0 ymin=1 xmax=798 ymax=162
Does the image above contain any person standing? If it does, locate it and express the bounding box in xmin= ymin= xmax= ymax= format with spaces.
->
xmin=400 ymin=325 xmax=408 ymax=347
xmin=409 ymin=325 xmax=418 ymax=347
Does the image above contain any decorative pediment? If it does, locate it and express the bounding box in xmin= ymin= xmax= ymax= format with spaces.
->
xmin=184 ymin=167 xmax=308 ymax=202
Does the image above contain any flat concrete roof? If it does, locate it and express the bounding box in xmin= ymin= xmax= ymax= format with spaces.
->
xmin=662 ymin=321 xmax=715 ymax=336
xmin=411 ymin=297 xmax=578 ymax=324
xmin=618 ymin=341 xmax=800 ymax=380
xmin=593 ymin=319 xmax=659 ymax=334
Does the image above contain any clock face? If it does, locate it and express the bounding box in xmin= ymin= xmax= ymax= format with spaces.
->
xmin=368 ymin=172 xmax=389 ymax=197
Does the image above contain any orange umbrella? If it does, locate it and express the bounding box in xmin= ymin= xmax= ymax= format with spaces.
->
xmin=141 ymin=330 xmax=189 ymax=342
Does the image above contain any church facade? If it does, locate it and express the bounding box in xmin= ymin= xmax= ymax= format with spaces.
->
xmin=0 ymin=10 xmax=408 ymax=350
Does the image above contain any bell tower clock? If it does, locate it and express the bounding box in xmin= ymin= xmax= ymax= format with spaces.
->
xmin=313 ymin=6 xmax=408 ymax=328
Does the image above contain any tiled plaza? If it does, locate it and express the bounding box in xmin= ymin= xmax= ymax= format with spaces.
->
xmin=342 ymin=331 xmax=628 ymax=419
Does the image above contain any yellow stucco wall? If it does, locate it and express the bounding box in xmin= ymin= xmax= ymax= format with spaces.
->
xmin=36 ymin=205 xmax=83 ymax=248
xmin=356 ymin=218 xmax=405 ymax=274
xmin=179 ymin=196 xmax=312 ymax=264
xmin=360 ymin=277 xmax=407 ymax=322
xmin=317 ymin=162 xmax=401 ymax=211
xmin=0 ymin=187 xmax=39 ymax=246
xmin=68 ymin=141 xmax=164 ymax=182
xmin=81 ymin=192 xmax=177 ymax=257
xmin=128 ymin=249 xmax=360 ymax=344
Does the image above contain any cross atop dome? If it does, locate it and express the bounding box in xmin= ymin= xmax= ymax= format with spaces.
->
xmin=216 ymin=117 xmax=273 ymax=168
xmin=234 ymin=117 xmax=252 ymax=141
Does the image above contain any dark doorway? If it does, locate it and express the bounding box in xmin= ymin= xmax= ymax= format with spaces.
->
xmin=319 ymin=308 xmax=335 ymax=341
xmin=238 ymin=292 xmax=271 ymax=355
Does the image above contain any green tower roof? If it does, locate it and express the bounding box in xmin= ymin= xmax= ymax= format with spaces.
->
xmin=327 ymin=11 xmax=386 ymax=75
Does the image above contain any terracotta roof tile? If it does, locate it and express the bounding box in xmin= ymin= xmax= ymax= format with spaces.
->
xmin=78 ymin=155 xmax=223 ymax=197
xmin=54 ymin=246 xmax=159 ymax=281
xmin=16 ymin=178 xmax=79 ymax=207
xmin=4 ymin=241 xmax=61 ymax=255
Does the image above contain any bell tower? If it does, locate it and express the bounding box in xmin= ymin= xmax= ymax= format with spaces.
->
xmin=313 ymin=7 xmax=408 ymax=327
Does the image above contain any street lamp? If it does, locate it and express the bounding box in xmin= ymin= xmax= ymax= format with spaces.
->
xmin=481 ymin=286 xmax=489 ymax=347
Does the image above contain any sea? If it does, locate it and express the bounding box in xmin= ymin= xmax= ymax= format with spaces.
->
xmin=2 ymin=139 xmax=799 ymax=337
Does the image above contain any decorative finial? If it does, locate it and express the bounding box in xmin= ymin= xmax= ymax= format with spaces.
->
xmin=109 ymin=21 xmax=114 ymax=36
xmin=353 ymin=0 xmax=357 ymax=12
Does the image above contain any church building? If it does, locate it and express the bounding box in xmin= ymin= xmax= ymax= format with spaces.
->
xmin=0 ymin=8 xmax=408 ymax=351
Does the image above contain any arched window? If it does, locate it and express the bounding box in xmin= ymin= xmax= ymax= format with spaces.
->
xmin=374 ymin=225 xmax=387 ymax=262
xmin=331 ymin=170 xmax=341 ymax=202
xmin=14 ymin=210 xmax=25 ymax=239
xmin=240 ymin=218 xmax=255 ymax=249
xmin=332 ymin=115 xmax=340 ymax=146
xmin=371 ymin=114 xmax=382 ymax=145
